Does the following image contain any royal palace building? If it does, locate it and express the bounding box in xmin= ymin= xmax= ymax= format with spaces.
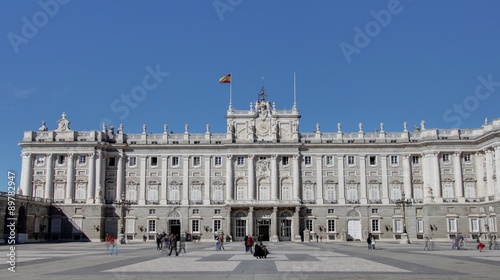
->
xmin=14 ymin=88 xmax=500 ymax=243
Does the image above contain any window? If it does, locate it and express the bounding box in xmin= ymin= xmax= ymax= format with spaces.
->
xmin=214 ymin=156 xmax=222 ymax=166
xmin=75 ymin=183 xmax=86 ymax=202
xmin=191 ymin=185 xmax=202 ymax=202
xmin=236 ymin=185 xmax=245 ymax=201
xmin=282 ymin=156 xmax=289 ymax=166
xmin=169 ymin=184 xmax=180 ymax=202
xmin=347 ymin=156 xmax=355 ymax=165
xmin=214 ymin=209 xmax=221 ymax=215
xmin=488 ymin=217 xmax=496 ymax=232
xmin=325 ymin=156 xmax=333 ymax=166
xmin=463 ymin=154 xmax=471 ymax=163
xmin=304 ymin=183 xmax=315 ymax=201
xmin=172 ymin=157 xmax=179 ymax=167
xmin=259 ymin=156 xmax=267 ymax=161
xmin=394 ymin=219 xmax=403 ymax=233
xmin=78 ymin=155 xmax=87 ymax=165
xmin=442 ymin=153 xmax=450 ymax=163
xmin=371 ymin=208 xmax=378 ymax=214
xmin=470 ymin=218 xmax=479 ymax=232
xmin=417 ymin=219 xmax=424 ymax=233
xmin=347 ymin=184 xmax=358 ymax=201
xmin=149 ymin=209 xmax=156 ymax=215
xmin=443 ymin=182 xmax=454 ymax=201
xmin=213 ymin=184 xmax=224 ymax=202
xmin=192 ymin=209 xmax=199 ymax=215
xmin=306 ymin=209 xmax=313 ymax=215
xmin=148 ymin=220 xmax=156 ymax=233
xmin=108 ymin=157 xmax=116 ymax=167
xmin=259 ymin=184 xmax=270 ymax=201
xmin=192 ymin=220 xmax=200 ymax=232
xmin=36 ymin=155 xmax=45 ymax=166
xmin=369 ymin=156 xmax=376 ymax=166
xmin=390 ymin=183 xmax=402 ymax=201
xmin=390 ymin=155 xmax=398 ymax=165
xmin=325 ymin=183 xmax=336 ymax=202
xmin=448 ymin=218 xmax=457 ymax=233
xmin=213 ymin=220 xmax=221 ymax=232
xmin=147 ymin=185 xmax=159 ymax=203
xmin=237 ymin=156 xmax=245 ymax=166
xmin=129 ymin=157 xmax=137 ymax=167
xmin=306 ymin=220 xmax=314 ymax=231
xmin=58 ymin=155 xmax=65 ymax=165
xmin=412 ymin=155 xmax=420 ymax=164
xmin=127 ymin=185 xmax=138 ymax=203
xmin=369 ymin=184 xmax=380 ymax=202
xmin=371 ymin=219 xmax=380 ymax=232
xmin=304 ymin=156 xmax=312 ymax=166
xmin=328 ymin=209 xmax=335 ymax=214
xmin=327 ymin=220 xmax=336 ymax=232
xmin=193 ymin=156 xmax=201 ymax=167
xmin=150 ymin=157 xmax=158 ymax=167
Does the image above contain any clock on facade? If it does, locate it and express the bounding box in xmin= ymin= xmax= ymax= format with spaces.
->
xmin=257 ymin=122 xmax=269 ymax=133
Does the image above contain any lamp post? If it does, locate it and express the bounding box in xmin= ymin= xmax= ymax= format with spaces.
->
xmin=114 ymin=192 xmax=131 ymax=244
xmin=395 ymin=191 xmax=412 ymax=244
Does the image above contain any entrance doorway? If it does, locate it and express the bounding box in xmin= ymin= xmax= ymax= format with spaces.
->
xmin=234 ymin=219 xmax=246 ymax=241
xmin=279 ymin=219 xmax=292 ymax=241
xmin=256 ymin=219 xmax=270 ymax=241
xmin=169 ymin=219 xmax=181 ymax=238
xmin=347 ymin=220 xmax=362 ymax=241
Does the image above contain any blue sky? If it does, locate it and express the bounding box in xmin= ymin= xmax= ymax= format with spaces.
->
xmin=2 ymin=0 xmax=500 ymax=192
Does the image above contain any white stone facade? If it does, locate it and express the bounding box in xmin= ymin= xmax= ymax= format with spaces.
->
xmin=18 ymin=92 xmax=500 ymax=243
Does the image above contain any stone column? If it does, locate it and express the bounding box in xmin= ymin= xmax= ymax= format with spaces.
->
xmin=428 ymin=152 xmax=442 ymax=203
xmin=359 ymin=155 xmax=367 ymax=204
xmin=271 ymin=155 xmax=279 ymax=200
xmin=403 ymin=154 xmax=412 ymax=199
xmin=117 ymin=152 xmax=125 ymax=200
xmin=161 ymin=156 xmax=168 ymax=205
xmin=226 ymin=207 xmax=232 ymax=241
xmin=292 ymin=155 xmax=300 ymax=200
xmin=139 ymin=156 xmax=147 ymax=205
xmin=204 ymin=156 xmax=211 ymax=204
xmin=87 ymin=152 xmax=96 ymax=204
xmin=95 ymin=151 xmax=104 ymax=204
xmin=316 ymin=155 xmax=324 ymax=204
xmin=381 ymin=155 xmax=389 ymax=204
xmin=182 ymin=156 xmax=189 ymax=204
xmin=248 ymin=155 xmax=255 ymax=200
xmin=65 ymin=153 xmax=75 ymax=203
xmin=226 ymin=155 xmax=233 ymax=201
xmin=453 ymin=151 xmax=464 ymax=202
xmin=485 ymin=149 xmax=495 ymax=200
xmin=337 ymin=155 xmax=345 ymax=204
xmin=20 ymin=152 xmax=33 ymax=197
xmin=293 ymin=206 xmax=301 ymax=241
xmin=45 ymin=153 xmax=54 ymax=201
xmin=248 ymin=207 xmax=254 ymax=236
xmin=495 ymin=146 xmax=500 ymax=199
xmin=271 ymin=206 xmax=279 ymax=242
xmin=475 ymin=152 xmax=486 ymax=199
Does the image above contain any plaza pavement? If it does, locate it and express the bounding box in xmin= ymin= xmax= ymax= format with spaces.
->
xmin=1 ymin=240 xmax=500 ymax=280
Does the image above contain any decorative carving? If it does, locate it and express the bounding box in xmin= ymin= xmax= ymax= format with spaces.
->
xmin=337 ymin=122 xmax=342 ymax=132
xmin=256 ymin=160 xmax=270 ymax=178
xmin=39 ymin=120 xmax=48 ymax=131
xmin=206 ymin=124 xmax=210 ymax=133
xmin=403 ymin=122 xmax=408 ymax=132
xmin=142 ymin=124 xmax=147 ymax=134
xmin=185 ymin=124 xmax=189 ymax=133
xmin=421 ymin=120 xmax=426 ymax=131
xmin=380 ymin=122 xmax=384 ymax=133
xmin=163 ymin=124 xmax=168 ymax=134
xmin=55 ymin=112 xmax=70 ymax=131
xmin=359 ymin=123 xmax=363 ymax=133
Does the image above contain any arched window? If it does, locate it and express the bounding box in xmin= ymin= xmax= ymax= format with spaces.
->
xmin=105 ymin=182 xmax=116 ymax=203
xmin=303 ymin=181 xmax=315 ymax=202
xmin=54 ymin=180 xmax=65 ymax=202
xmin=442 ymin=180 xmax=454 ymax=201
xmin=464 ymin=180 xmax=476 ymax=200
xmin=413 ymin=181 xmax=424 ymax=201
xmin=236 ymin=179 xmax=246 ymax=201
xmin=127 ymin=184 xmax=137 ymax=203
xmin=324 ymin=182 xmax=337 ymax=202
xmin=147 ymin=182 xmax=159 ymax=204
xmin=75 ymin=181 xmax=87 ymax=202
xmin=169 ymin=182 xmax=181 ymax=203
xmin=390 ymin=181 xmax=402 ymax=201
xmin=259 ymin=179 xmax=270 ymax=201
xmin=191 ymin=182 xmax=202 ymax=202
xmin=346 ymin=182 xmax=358 ymax=201
xmin=212 ymin=182 xmax=224 ymax=202
xmin=368 ymin=181 xmax=380 ymax=202
xmin=281 ymin=178 xmax=292 ymax=200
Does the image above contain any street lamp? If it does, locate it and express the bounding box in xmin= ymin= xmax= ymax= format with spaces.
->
xmin=114 ymin=192 xmax=131 ymax=244
xmin=395 ymin=191 xmax=412 ymax=244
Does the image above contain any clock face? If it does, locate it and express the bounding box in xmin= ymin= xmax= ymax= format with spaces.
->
xmin=257 ymin=122 xmax=269 ymax=133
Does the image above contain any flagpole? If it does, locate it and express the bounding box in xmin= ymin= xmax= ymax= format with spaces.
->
xmin=293 ymin=72 xmax=297 ymax=110
xmin=229 ymin=73 xmax=233 ymax=110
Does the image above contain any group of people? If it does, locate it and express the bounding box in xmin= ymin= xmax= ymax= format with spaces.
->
xmin=214 ymin=232 xmax=225 ymax=251
xmin=367 ymin=233 xmax=376 ymax=250
xmin=244 ymin=235 xmax=270 ymax=258
xmin=156 ymin=232 xmax=186 ymax=256
xmin=452 ymin=233 xmax=500 ymax=252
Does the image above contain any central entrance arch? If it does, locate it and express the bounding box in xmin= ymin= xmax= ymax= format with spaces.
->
xmin=346 ymin=210 xmax=362 ymax=241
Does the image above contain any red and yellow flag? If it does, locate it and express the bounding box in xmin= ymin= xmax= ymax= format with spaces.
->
xmin=219 ymin=74 xmax=231 ymax=84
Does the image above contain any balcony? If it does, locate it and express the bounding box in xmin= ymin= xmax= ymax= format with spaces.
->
xmin=190 ymin=200 xmax=203 ymax=205
xmin=146 ymin=200 xmax=159 ymax=205
xmin=168 ymin=200 xmax=180 ymax=205
xmin=443 ymin=198 xmax=458 ymax=203
xmin=302 ymin=200 xmax=316 ymax=204
xmin=211 ymin=200 xmax=225 ymax=205
xmin=324 ymin=200 xmax=338 ymax=204
xmin=346 ymin=200 xmax=360 ymax=204
xmin=368 ymin=199 xmax=382 ymax=204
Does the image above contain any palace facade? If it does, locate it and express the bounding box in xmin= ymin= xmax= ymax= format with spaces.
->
xmin=16 ymin=88 xmax=500 ymax=243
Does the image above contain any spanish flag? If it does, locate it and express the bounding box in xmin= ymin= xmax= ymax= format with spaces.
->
xmin=219 ymin=74 xmax=231 ymax=84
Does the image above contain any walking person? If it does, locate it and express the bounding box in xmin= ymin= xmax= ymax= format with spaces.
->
xmin=178 ymin=233 xmax=187 ymax=256
xmin=246 ymin=235 xmax=254 ymax=254
xmin=367 ymin=233 xmax=373 ymax=250
xmin=156 ymin=233 xmax=162 ymax=250
xmin=168 ymin=234 xmax=178 ymax=256
xmin=371 ymin=235 xmax=376 ymax=250
xmin=244 ymin=235 xmax=249 ymax=252
xmin=219 ymin=233 xmax=225 ymax=251
xmin=109 ymin=236 xmax=118 ymax=256
xmin=214 ymin=232 xmax=220 ymax=251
